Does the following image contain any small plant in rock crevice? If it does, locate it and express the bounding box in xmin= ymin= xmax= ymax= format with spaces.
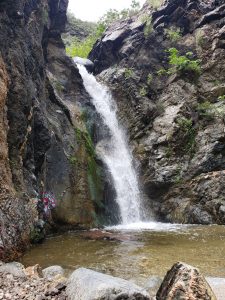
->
xmin=140 ymin=86 xmax=148 ymax=97
xmin=218 ymin=95 xmax=225 ymax=101
xmin=124 ymin=68 xmax=134 ymax=79
xmin=157 ymin=48 xmax=201 ymax=77
xmin=176 ymin=117 xmax=197 ymax=156
xmin=165 ymin=27 xmax=181 ymax=42
xmin=143 ymin=16 xmax=153 ymax=37
xmin=168 ymin=48 xmax=201 ymax=75
xmin=148 ymin=0 xmax=164 ymax=8
xmin=147 ymin=73 xmax=153 ymax=85
xmin=197 ymin=101 xmax=225 ymax=120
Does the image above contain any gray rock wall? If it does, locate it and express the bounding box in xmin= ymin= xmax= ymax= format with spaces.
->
xmin=0 ymin=0 xmax=105 ymax=260
xmin=90 ymin=0 xmax=225 ymax=224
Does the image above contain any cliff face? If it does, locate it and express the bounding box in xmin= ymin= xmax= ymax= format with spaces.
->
xmin=0 ymin=0 xmax=106 ymax=260
xmin=90 ymin=0 xmax=225 ymax=224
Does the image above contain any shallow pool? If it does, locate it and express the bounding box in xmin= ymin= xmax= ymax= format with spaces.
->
xmin=21 ymin=223 xmax=225 ymax=285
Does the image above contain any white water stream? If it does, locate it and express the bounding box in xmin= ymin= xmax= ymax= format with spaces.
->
xmin=77 ymin=65 xmax=142 ymax=225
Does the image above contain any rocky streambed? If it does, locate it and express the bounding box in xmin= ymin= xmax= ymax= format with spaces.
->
xmin=0 ymin=260 xmax=224 ymax=300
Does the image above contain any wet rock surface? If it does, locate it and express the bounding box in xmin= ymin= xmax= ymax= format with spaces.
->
xmin=0 ymin=0 xmax=107 ymax=260
xmin=90 ymin=0 xmax=225 ymax=224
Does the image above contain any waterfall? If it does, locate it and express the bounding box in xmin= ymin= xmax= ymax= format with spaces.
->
xmin=77 ymin=65 xmax=142 ymax=225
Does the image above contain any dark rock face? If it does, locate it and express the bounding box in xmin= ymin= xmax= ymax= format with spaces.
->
xmin=90 ymin=0 xmax=225 ymax=223
xmin=156 ymin=262 xmax=216 ymax=300
xmin=0 ymin=0 xmax=106 ymax=260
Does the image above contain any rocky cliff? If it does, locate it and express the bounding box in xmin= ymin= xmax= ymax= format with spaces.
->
xmin=90 ymin=0 xmax=225 ymax=224
xmin=0 ymin=0 xmax=108 ymax=260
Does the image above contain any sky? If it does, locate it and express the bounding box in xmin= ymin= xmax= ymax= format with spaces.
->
xmin=68 ymin=0 xmax=146 ymax=22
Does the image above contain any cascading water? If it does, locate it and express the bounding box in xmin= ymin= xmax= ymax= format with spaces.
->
xmin=77 ymin=64 xmax=142 ymax=225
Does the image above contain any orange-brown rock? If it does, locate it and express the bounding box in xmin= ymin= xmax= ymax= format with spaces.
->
xmin=156 ymin=262 xmax=216 ymax=300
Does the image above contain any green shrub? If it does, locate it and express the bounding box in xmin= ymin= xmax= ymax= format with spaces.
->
xmin=176 ymin=117 xmax=196 ymax=155
xmin=197 ymin=101 xmax=225 ymax=120
xmin=165 ymin=145 xmax=173 ymax=158
xmin=140 ymin=86 xmax=148 ymax=97
xmin=218 ymin=95 xmax=225 ymax=101
xmin=168 ymin=48 xmax=201 ymax=75
xmin=157 ymin=68 xmax=168 ymax=76
xmin=157 ymin=48 xmax=201 ymax=76
xmin=147 ymin=73 xmax=153 ymax=85
xmin=195 ymin=29 xmax=205 ymax=48
xmin=148 ymin=0 xmax=163 ymax=8
xmin=165 ymin=27 xmax=181 ymax=42
xmin=66 ymin=35 xmax=98 ymax=58
xmin=144 ymin=17 xmax=153 ymax=37
xmin=124 ymin=68 xmax=134 ymax=78
xmin=69 ymin=156 xmax=78 ymax=165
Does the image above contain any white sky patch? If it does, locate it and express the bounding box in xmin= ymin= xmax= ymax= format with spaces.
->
xmin=68 ymin=0 xmax=146 ymax=22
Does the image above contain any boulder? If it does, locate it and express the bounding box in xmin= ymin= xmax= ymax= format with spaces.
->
xmin=42 ymin=265 xmax=65 ymax=280
xmin=74 ymin=57 xmax=94 ymax=72
xmin=206 ymin=277 xmax=225 ymax=300
xmin=156 ymin=262 xmax=216 ymax=300
xmin=66 ymin=268 xmax=151 ymax=300
xmin=0 ymin=262 xmax=26 ymax=278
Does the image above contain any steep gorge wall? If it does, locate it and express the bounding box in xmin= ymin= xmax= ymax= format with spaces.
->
xmin=0 ymin=0 xmax=106 ymax=260
xmin=90 ymin=0 xmax=225 ymax=224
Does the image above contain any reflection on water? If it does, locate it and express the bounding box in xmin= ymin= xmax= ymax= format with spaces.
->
xmin=21 ymin=225 xmax=225 ymax=285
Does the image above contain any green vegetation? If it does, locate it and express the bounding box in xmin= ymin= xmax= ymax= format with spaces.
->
xmin=157 ymin=48 xmax=201 ymax=76
xmin=147 ymin=73 xmax=153 ymax=85
xmin=165 ymin=27 xmax=181 ymax=42
xmin=148 ymin=0 xmax=164 ymax=8
xmin=174 ymin=166 xmax=183 ymax=184
xmin=144 ymin=16 xmax=153 ymax=37
xmin=168 ymin=48 xmax=201 ymax=75
xmin=74 ymin=127 xmax=103 ymax=211
xmin=176 ymin=117 xmax=197 ymax=155
xmin=157 ymin=68 xmax=167 ymax=76
xmin=140 ymin=86 xmax=148 ymax=97
xmin=69 ymin=156 xmax=78 ymax=165
xmin=218 ymin=95 xmax=225 ymax=101
xmin=197 ymin=101 xmax=225 ymax=120
xmin=66 ymin=1 xmax=142 ymax=58
xmin=165 ymin=145 xmax=173 ymax=159
xmin=124 ymin=68 xmax=134 ymax=78
xmin=66 ymin=32 xmax=101 ymax=58
xmin=99 ymin=0 xmax=140 ymax=27
xmin=195 ymin=29 xmax=205 ymax=48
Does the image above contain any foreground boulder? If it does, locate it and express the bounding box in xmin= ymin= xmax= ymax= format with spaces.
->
xmin=0 ymin=262 xmax=26 ymax=278
xmin=66 ymin=268 xmax=151 ymax=300
xmin=156 ymin=262 xmax=216 ymax=300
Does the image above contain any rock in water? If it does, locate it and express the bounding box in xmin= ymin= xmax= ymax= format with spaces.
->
xmin=74 ymin=57 xmax=94 ymax=72
xmin=66 ymin=268 xmax=151 ymax=300
xmin=156 ymin=262 xmax=216 ymax=300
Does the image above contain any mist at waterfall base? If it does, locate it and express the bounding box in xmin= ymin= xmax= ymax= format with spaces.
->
xmin=77 ymin=64 xmax=179 ymax=232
